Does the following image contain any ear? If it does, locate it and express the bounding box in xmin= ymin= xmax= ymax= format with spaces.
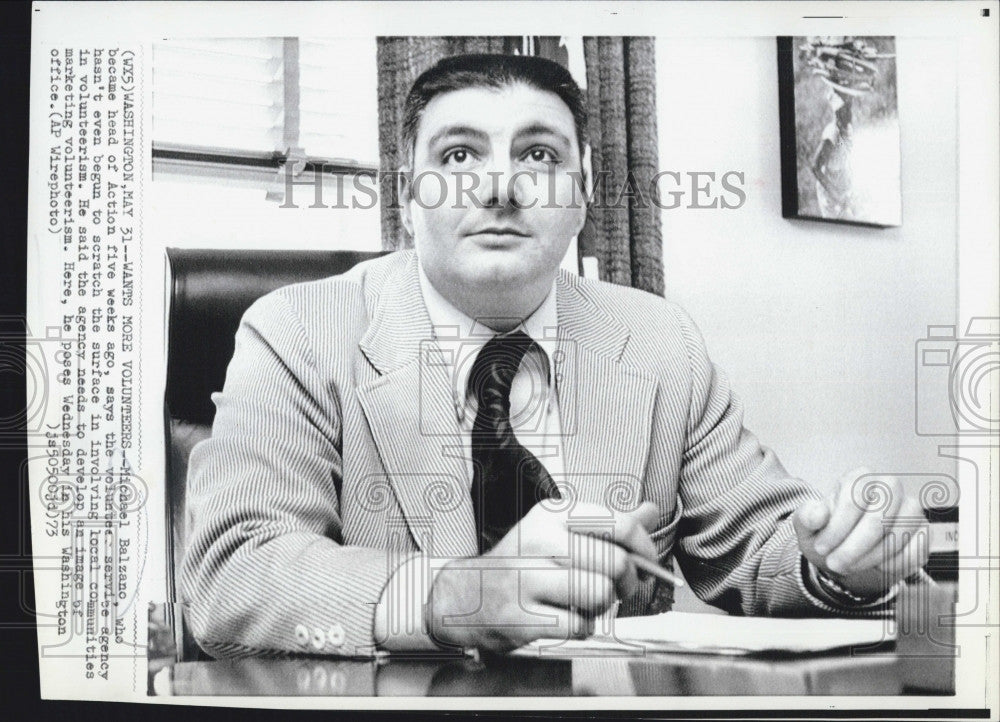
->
xmin=397 ymin=166 xmax=414 ymax=238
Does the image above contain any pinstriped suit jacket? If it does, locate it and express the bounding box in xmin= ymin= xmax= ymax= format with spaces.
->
xmin=181 ymin=250 xmax=826 ymax=659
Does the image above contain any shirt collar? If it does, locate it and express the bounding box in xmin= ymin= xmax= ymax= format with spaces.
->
xmin=417 ymin=261 xmax=559 ymax=402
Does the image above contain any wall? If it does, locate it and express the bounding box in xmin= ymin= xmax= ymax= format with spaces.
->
xmin=655 ymin=37 xmax=958 ymax=612
xmin=148 ymin=175 xmax=383 ymax=252
xmin=656 ymin=37 xmax=958 ymax=494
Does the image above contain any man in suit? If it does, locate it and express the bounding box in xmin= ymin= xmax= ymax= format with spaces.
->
xmin=182 ymin=54 xmax=928 ymax=659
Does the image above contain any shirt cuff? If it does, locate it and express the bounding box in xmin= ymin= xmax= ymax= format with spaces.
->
xmin=374 ymin=554 xmax=455 ymax=652
xmin=799 ymin=556 xmax=900 ymax=615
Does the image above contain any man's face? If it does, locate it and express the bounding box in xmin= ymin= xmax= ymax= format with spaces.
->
xmin=401 ymin=83 xmax=587 ymax=315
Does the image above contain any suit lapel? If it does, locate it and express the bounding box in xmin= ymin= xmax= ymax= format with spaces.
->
xmin=356 ymin=254 xmax=478 ymax=557
xmin=556 ymin=274 xmax=658 ymax=506
xmin=355 ymin=258 xmax=658 ymax=554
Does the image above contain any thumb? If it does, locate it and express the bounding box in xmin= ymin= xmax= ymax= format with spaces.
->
xmin=632 ymin=501 xmax=661 ymax=532
xmin=794 ymin=498 xmax=830 ymax=539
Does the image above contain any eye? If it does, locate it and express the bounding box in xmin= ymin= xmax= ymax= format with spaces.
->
xmin=523 ymin=147 xmax=560 ymax=166
xmin=442 ymin=148 xmax=476 ymax=166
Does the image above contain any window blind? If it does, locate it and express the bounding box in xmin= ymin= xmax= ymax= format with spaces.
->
xmin=152 ymin=37 xmax=378 ymax=168
xmin=152 ymin=38 xmax=285 ymax=154
xmin=298 ymin=38 xmax=379 ymax=165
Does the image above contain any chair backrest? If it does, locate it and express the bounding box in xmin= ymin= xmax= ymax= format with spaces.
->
xmin=164 ymin=248 xmax=386 ymax=659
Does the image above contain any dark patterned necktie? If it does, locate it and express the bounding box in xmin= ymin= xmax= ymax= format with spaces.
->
xmin=468 ymin=331 xmax=562 ymax=553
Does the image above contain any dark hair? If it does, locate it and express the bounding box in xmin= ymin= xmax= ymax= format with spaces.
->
xmin=400 ymin=53 xmax=588 ymax=164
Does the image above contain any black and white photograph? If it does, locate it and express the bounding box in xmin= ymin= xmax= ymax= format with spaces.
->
xmin=779 ymin=35 xmax=903 ymax=227
xmin=17 ymin=1 xmax=999 ymax=714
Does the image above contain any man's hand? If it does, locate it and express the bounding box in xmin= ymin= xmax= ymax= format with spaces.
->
xmin=793 ymin=467 xmax=929 ymax=600
xmin=426 ymin=501 xmax=661 ymax=654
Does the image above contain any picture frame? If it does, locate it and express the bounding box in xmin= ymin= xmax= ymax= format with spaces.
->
xmin=778 ymin=36 xmax=902 ymax=227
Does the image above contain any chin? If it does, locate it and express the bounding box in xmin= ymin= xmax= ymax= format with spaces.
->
xmin=466 ymin=255 xmax=538 ymax=288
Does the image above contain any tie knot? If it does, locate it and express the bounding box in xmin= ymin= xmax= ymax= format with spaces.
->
xmin=468 ymin=330 xmax=534 ymax=414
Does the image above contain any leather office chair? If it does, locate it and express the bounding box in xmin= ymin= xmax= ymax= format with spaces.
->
xmin=164 ymin=248 xmax=386 ymax=661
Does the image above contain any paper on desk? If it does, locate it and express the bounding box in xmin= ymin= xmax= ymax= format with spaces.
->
xmin=512 ymin=612 xmax=895 ymax=657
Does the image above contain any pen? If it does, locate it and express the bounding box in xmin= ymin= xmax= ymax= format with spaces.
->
xmin=630 ymin=554 xmax=685 ymax=587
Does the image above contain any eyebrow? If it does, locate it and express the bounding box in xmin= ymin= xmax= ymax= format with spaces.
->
xmin=426 ymin=125 xmax=490 ymax=148
xmin=514 ymin=123 xmax=572 ymax=148
xmin=424 ymin=122 xmax=574 ymax=150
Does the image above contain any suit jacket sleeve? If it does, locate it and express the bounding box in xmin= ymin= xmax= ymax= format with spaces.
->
xmin=181 ymin=290 xmax=401 ymax=658
xmin=669 ymin=305 xmax=832 ymax=616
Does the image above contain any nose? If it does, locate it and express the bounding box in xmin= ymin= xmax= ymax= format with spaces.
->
xmin=476 ymin=157 xmax=522 ymax=209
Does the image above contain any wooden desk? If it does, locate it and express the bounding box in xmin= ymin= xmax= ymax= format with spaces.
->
xmin=159 ymin=648 xmax=947 ymax=697
xmin=158 ymin=584 xmax=959 ymax=697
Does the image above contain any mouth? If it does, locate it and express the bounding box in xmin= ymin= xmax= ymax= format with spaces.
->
xmin=465 ymin=227 xmax=532 ymax=248
xmin=466 ymin=227 xmax=531 ymax=238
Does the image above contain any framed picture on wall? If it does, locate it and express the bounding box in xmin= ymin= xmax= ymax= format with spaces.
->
xmin=778 ymin=36 xmax=902 ymax=227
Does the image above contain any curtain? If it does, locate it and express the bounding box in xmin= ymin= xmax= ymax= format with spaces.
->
xmin=375 ymin=36 xmax=664 ymax=298
xmin=581 ymin=37 xmax=663 ymax=296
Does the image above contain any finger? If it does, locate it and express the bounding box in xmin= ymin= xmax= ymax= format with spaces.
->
xmin=529 ymin=568 xmax=617 ymax=616
xmin=823 ymin=512 xmax=886 ymax=574
xmin=849 ymin=512 xmax=930 ymax=572
xmin=888 ymin=532 xmax=931 ymax=580
xmin=824 ymin=477 xmax=904 ymax=574
xmin=812 ymin=467 xmax=875 ymax=555
xmin=793 ymin=498 xmax=831 ymax=551
xmin=854 ymin=522 xmax=930 ymax=576
xmin=549 ymin=536 xmax=639 ymax=601
xmin=565 ymin=503 xmax=658 ymax=563
xmin=509 ymin=504 xmax=590 ymax=557
xmin=477 ymin=604 xmax=595 ymax=653
xmin=531 ymin=604 xmax=594 ymax=643
xmin=632 ymin=501 xmax=661 ymax=532
xmin=847 ymin=526 xmax=921 ymax=573
xmin=837 ymin=534 xmax=931 ymax=594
